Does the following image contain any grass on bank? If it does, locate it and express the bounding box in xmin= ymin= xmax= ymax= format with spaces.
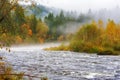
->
xmin=0 ymin=46 xmax=48 ymax=80
xmin=0 ymin=60 xmax=48 ymax=80
xmin=45 ymin=20 xmax=120 ymax=55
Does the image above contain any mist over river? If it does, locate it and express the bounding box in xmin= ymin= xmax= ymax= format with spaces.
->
xmin=0 ymin=43 xmax=120 ymax=80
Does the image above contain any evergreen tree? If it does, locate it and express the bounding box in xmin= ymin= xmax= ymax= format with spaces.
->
xmin=30 ymin=15 xmax=37 ymax=34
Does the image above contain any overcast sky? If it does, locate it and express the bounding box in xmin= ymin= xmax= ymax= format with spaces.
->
xmin=24 ymin=0 xmax=120 ymax=13
xmin=36 ymin=0 xmax=120 ymax=12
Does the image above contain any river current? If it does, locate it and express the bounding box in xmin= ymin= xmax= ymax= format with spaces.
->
xmin=0 ymin=44 xmax=120 ymax=80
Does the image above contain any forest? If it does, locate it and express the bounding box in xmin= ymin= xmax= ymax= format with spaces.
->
xmin=0 ymin=0 xmax=120 ymax=54
xmin=0 ymin=1 xmax=91 ymax=46
xmin=1 ymin=0 xmax=120 ymax=80
xmin=47 ymin=20 xmax=120 ymax=55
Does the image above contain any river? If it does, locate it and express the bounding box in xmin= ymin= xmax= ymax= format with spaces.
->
xmin=0 ymin=43 xmax=120 ymax=80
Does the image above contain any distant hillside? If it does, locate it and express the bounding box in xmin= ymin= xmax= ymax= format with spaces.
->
xmin=23 ymin=4 xmax=61 ymax=19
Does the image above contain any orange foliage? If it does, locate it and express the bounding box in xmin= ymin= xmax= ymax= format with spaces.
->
xmin=15 ymin=36 xmax=23 ymax=43
xmin=38 ymin=38 xmax=44 ymax=44
xmin=28 ymin=29 xmax=32 ymax=36
xmin=21 ymin=23 xmax=32 ymax=37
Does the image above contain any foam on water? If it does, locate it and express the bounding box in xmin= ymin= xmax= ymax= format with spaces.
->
xmin=0 ymin=43 xmax=120 ymax=80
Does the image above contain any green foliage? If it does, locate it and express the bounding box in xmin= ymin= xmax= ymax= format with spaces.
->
xmin=29 ymin=15 xmax=37 ymax=34
xmin=69 ymin=20 xmax=120 ymax=55
xmin=89 ymin=46 xmax=100 ymax=53
xmin=0 ymin=3 xmax=50 ymax=44
xmin=69 ymin=40 xmax=83 ymax=52
xmin=48 ymin=20 xmax=120 ymax=55
xmin=14 ymin=4 xmax=26 ymax=25
xmin=45 ymin=43 xmax=69 ymax=51
xmin=76 ymin=23 xmax=101 ymax=42
xmin=44 ymin=11 xmax=76 ymax=40
xmin=77 ymin=14 xmax=91 ymax=22
xmin=0 ymin=1 xmax=50 ymax=80
xmin=113 ymin=43 xmax=120 ymax=51
xmin=36 ymin=21 xmax=49 ymax=43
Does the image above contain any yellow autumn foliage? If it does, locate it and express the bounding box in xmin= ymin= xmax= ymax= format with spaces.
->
xmin=48 ymin=20 xmax=120 ymax=55
xmin=15 ymin=36 xmax=23 ymax=43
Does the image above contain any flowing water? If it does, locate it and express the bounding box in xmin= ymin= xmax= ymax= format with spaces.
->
xmin=0 ymin=44 xmax=120 ymax=80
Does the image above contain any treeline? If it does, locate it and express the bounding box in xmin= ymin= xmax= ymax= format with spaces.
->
xmin=44 ymin=11 xmax=74 ymax=40
xmin=44 ymin=11 xmax=91 ymax=40
xmin=0 ymin=4 xmax=50 ymax=45
xmin=46 ymin=20 xmax=120 ymax=55
xmin=0 ymin=3 xmax=91 ymax=45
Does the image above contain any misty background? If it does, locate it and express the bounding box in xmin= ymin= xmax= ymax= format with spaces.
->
xmin=18 ymin=0 xmax=120 ymax=39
